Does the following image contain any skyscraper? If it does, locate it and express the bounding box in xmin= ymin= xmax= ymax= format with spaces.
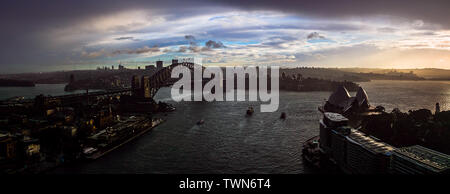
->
xmin=156 ymin=61 xmax=163 ymax=70
xmin=131 ymin=75 xmax=140 ymax=96
xmin=141 ymin=76 xmax=151 ymax=98
xmin=172 ymin=59 xmax=178 ymax=65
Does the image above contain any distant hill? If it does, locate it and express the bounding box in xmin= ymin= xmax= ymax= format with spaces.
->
xmin=339 ymin=68 xmax=450 ymax=80
xmin=281 ymin=67 xmax=371 ymax=82
xmin=281 ymin=67 xmax=425 ymax=82
xmin=0 ymin=67 xmax=446 ymax=87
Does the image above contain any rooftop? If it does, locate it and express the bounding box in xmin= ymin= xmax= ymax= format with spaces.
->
xmin=324 ymin=112 xmax=349 ymax=123
xmin=394 ymin=145 xmax=450 ymax=171
xmin=347 ymin=129 xmax=395 ymax=155
xmin=327 ymin=86 xmax=350 ymax=107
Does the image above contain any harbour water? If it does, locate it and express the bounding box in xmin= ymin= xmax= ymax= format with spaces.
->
xmin=5 ymin=80 xmax=449 ymax=174
xmin=0 ymin=84 xmax=102 ymax=100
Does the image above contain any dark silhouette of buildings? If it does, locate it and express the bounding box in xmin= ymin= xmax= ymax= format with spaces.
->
xmin=156 ymin=61 xmax=163 ymax=70
xmin=69 ymin=74 xmax=75 ymax=84
xmin=131 ymin=75 xmax=140 ymax=96
xmin=436 ymin=103 xmax=441 ymax=114
xmin=141 ymin=76 xmax=151 ymax=99
xmin=145 ymin=65 xmax=155 ymax=70
xmin=130 ymin=75 xmax=152 ymax=99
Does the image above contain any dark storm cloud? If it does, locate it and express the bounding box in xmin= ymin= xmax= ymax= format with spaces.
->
xmin=184 ymin=35 xmax=197 ymax=46
xmin=205 ymin=40 xmax=226 ymax=49
xmin=121 ymin=45 xmax=160 ymax=54
xmin=307 ymin=32 xmax=325 ymax=40
xmin=377 ymin=27 xmax=397 ymax=33
xmin=184 ymin=35 xmax=196 ymax=41
xmin=82 ymin=45 xmax=160 ymax=58
xmin=178 ymin=46 xmax=188 ymax=53
xmin=0 ymin=0 xmax=219 ymax=71
xmin=115 ymin=37 xmax=137 ymax=41
xmin=215 ymin=0 xmax=450 ymax=28
xmin=3 ymin=0 xmax=448 ymax=29
xmin=409 ymin=31 xmax=437 ymax=36
xmin=1 ymin=0 xmax=450 ymax=72
xmin=0 ymin=0 xmax=210 ymax=22
xmin=174 ymin=36 xmax=225 ymax=53
xmin=258 ymin=36 xmax=301 ymax=49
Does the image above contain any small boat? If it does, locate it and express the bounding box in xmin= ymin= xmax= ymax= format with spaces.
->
xmin=302 ymin=136 xmax=321 ymax=168
xmin=196 ymin=119 xmax=205 ymax=125
xmin=280 ymin=112 xmax=286 ymax=119
xmin=246 ymin=107 xmax=254 ymax=116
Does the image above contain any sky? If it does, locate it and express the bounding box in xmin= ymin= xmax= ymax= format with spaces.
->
xmin=1 ymin=0 xmax=450 ymax=73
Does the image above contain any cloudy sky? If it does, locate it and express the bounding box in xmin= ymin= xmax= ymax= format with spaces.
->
xmin=1 ymin=0 xmax=450 ymax=73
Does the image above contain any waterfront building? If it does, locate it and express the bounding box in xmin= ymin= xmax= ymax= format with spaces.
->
xmin=330 ymin=126 xmax=351 ymax=167
xmin=320 ymin=112 xmax=394 ymax=174
xmin=323 ymin=86 xmax=371 ymax=115
xmin=323 ymin=112 xmax=349 ymax=128
xmin=355 ymin=87 xmax=370 ymax=108
xmin=327 ymin=86 xmax=351 ymax=108
xmin=313 ymin=86 xmax=450 ymax=174
xmin=320 ymin=112 xmax=348 ymax=154
xmin=319 ymin=119 xmax=331 ymax=154
xmin=390 ymin=145 xmax=450 ymax=174
xmin=345 ymin=130 xmax=394 ymax=174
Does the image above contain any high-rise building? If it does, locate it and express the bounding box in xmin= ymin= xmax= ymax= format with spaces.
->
xmin=69 ymin=74 xmax=75 ymax=84
xmin=141 ymin=76 xmax=151 ymax=98
xmin=156 ymin=61 xmax=163 ymax=70
xmin=172 ymin=59 xmax=178 ymax=65
xmin=131 ymin=75 xmax=140 ymax=96
xmin=320 ymin=112 xmax=349 ymax=154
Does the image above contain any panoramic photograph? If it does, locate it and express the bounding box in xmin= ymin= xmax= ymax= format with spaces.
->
xmin=1 ymin=0 xmax=450 ymax=191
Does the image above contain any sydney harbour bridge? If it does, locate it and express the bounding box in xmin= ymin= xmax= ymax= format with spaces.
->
xmin=0 ymin=60 xmax=207 ymax=107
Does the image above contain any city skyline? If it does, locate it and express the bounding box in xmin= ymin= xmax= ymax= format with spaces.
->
xmin=1 ymin=0 xmax=450 ymax=73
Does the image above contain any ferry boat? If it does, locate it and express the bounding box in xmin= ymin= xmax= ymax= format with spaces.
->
xmin=302 ymin=136 xmax=321 ymax=168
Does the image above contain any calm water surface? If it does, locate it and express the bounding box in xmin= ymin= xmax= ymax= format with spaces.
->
xmin=14 ymin=80 xmax=449 ymax=174
xmin=0 ymin=84 xmax=101 ymax=100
